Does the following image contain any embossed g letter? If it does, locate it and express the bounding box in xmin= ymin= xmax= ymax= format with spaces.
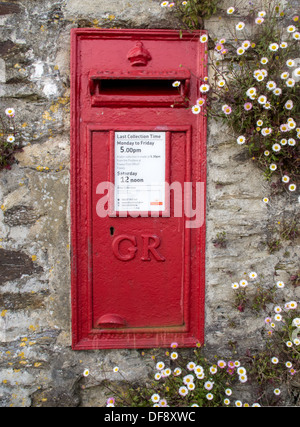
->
xmin=112 ymin=234 xmax=137 ymax=261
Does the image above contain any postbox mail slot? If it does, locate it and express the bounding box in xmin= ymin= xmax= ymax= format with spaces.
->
xmin=89 ymin=69 xmax=190 ymax=107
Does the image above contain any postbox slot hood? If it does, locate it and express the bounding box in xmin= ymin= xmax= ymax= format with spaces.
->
xmin=89 ymin=69 xmax=190 ymax=107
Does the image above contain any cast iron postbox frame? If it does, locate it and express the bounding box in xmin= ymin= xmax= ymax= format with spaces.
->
xmin=71 ymin=29 xmax=207 ymax=350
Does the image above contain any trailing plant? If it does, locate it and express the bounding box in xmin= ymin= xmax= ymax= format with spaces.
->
xmin=162 ymin=1 xmax=300 ymax=192
xmin=0 ymin=108 xmax=22 ymax=170
xmin=160 ymin=0 xmax=219 ymax=30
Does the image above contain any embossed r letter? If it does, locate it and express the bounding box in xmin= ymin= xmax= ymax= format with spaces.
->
xmin=141 ymin=234 xmax=165 ymax=262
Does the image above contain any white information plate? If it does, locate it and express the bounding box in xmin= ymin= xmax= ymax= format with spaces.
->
xmin=115 ymin=131 xmax=166 ymax=212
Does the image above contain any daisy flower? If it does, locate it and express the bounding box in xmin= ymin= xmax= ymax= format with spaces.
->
xmin=113 ymin=366 xmax=119 ymax=373
xmin=237 ymin=47 xmax=245 ymax=55
xmin=178 ymin=386 xmax=188 ymax=397
xmin=183 ymin=374 xmax=194 ymax=385
xmin=271 ymin=357 xmax=279 ymax=364
xmin=215 ymin=43 xmax=224 ymax=53
xmin=151 ymin=393 xmax=160 ymax=403
xmin=242 ymin=40 xmax=251 ymax=49
xmin=274 ymin=389 xmax=281 ymax=396
xmin=269 ymin=43 xmax=279 ymax=51
xmin=244 ymin=102 xmax=252 ymax=111
xmin=280 ymin=124 xmax=289 ymax=132
xmin=246 ymin=87 xmax=257 ymax=97
xmin=293 ymin=32 xmax=300 ymax=40
xmin=260 ymin=57 xmax=268 ymax=65
xmin=239 ymin=279 xmax=248 ymax=287
xmin=6 ymin=135 xmax=15 ymax=143
xmin=237 ymin=136 xmax=246 ymax=145
xmin=235 ymin=400 xmax=243 ymax=407
xmin=172 ymin=81 xmax=181 ymax=87
xmin=270 ymin=164 xmax=277 ymax=171
xmin=5 ymin=107 xmax=15 ymax=117
xmin=255 ymin=73 xmax=264 ymax=82
xmin=204 ymin=381 xmax=214 ymax=390
xmin=272 ymin=143 xmax=281 ymax=152
xmin=293 ymin=67 xmax=300 ymax=78
xmin=83 ymin=369 xmax=89 ymax=377
xmin=286 ymin=59 xmax=295 ymax=67
xmin=187 ymin=362 xmax=196 ymax=371
xmin=286 ymin=78 xmax=295 ymax=87
xmin=194 ymin=365 xmax=204 ymax=375
xmin=217 ymin=79 xmax=226 ymax=88
xmin=236 ymin=22 xmax=245 ymax=31
xmin=170 ymin=352 xmax=178 ymax=360
xmin=249 ymin=272 xmax=257 ymax=280
xmin=262 ymin=127 xmax=272 ymax=136
xmin=206 ymin=393 xmax=214 ymax=400
xmin=225 ymin=388 xmax=232 ymax=396
xmin=196 ymin=97 xmax=206 ymax=106
xmin=187 ymin=382 xmax=195 ymax=391
xmin=161 ymin=1 xmax=169 ymax=7
xmin=257 ymin=120 xmax=263 ymax=126
xmin=274 ymin=314 xmax=282 ymax=321
xmin=227 ymin=7 xmax=235 ymax=14
xmin=281 ymin=71 xmax=289 ymax=80
xmin=280 ymin=139 xmax=288 ymax=146
xmin=223 ymin=105 xmax=232 ymax=115
xmin=224 ymin=398 xmax=230 ymax=405
xmin=173 ymin=367 xmax=182 ymax=376
xmin=264 ymin=150 xmax=270 ymax=156
xmin=258 ymin=95 xmax=267 ymax=105
xmin=154 ymin=372 xmax=161 ymax=380
xmin=170 ymin=341 xmax=178 ymax=348
xmin=273 ymin=88 xmax=282 ymax=96
xmin=287 ymin=25 xmax=296 ymax=33
xmin=232 ymin=282 xmax=239 ymax=290
xmin=162 ymin=368 xmax=171 ymax=377
xmin=280 ymin=42 xmax=288 ymax=48
xmin=258 ymin=11 xmax=266 ymax=17
xmin=288 ymin=138 xmax=296 ymax=146
xmin=156 ymin=361 xmax=165 ymax=371
xmin=191 ymin=105 xmax=201 ymax=114
xmin=255 ymin=17 xmax=264 ymax=24
xmin=288 ymin=184 xmax=297 ymax=192
xmin=286 ymin=361 xmax=293 ymax=368
xmin=237 ymin=367 xmax=246 ymax=376
xmin=239 ymin=374 xmax=248 ymax=383
xmin=276 ymin=281 xmax=285 ymax=288
xmin=199 ymin=84 xmax=210 ymax=93
xmin=266 ymin=81 xmax=276 ymax=90
xmin=263 ymin=197 xmax=269 ymax=204
xmin=159 ymin=399 xmax=168 ymax=407
xmin=200 ymin=34 xmax=208 ymax=43
xmin=217 ymin=360 xmax=226 ymax=369
xmin=209 ymin=366 xmax=217 ymax=374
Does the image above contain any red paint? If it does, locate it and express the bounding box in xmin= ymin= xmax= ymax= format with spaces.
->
xmin=71 ymin=29 xmax=207 ymax=349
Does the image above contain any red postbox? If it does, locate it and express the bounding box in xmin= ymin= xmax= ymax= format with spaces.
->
xmin=71 ymin=29 xmax=207 ymax=349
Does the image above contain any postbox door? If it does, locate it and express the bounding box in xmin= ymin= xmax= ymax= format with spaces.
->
xmin=91 ymin=127 xmax=191 ymax=331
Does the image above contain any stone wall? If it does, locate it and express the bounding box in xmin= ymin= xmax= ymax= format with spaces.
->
xmin=0 ymin=0 xmax=299 ymax=407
